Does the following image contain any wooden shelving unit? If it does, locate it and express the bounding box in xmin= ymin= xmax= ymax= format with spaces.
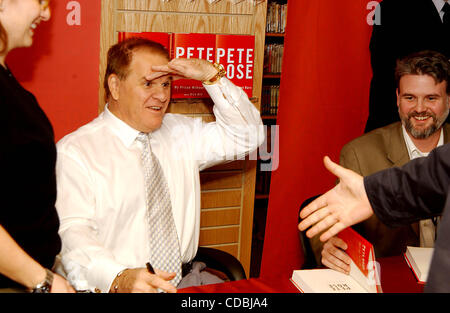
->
xmin=266 ymin=32 xmax=285 ymax=38
xmin=263 ymin=74 xmax=281 ymax=78
xmin=254 ymin=193 xmax=270 ymax=200
xmin=261 ymin=115 xmax=278 ymax=120
xmin=250 ymin=0 xmax=287 ymax=278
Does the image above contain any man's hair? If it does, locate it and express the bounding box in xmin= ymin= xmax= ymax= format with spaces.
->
xmin=103 ymin=37 xmax=170 ymax=101
xmin=395 ymin=50 xmax=450 ymax=94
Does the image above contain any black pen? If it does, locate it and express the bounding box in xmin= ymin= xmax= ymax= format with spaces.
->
xmin=146 ymin=262 xmax=155 ymax=274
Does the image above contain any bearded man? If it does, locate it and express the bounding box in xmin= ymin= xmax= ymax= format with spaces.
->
xmin=310 ymin=50 xmax=450 ymax=272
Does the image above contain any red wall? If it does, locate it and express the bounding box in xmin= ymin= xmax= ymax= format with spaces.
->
xmin=260 ymin=0 xmax=373 ymax=279
xmin=6 ymin=0 xmax=101 ymax=141
xmin=4 ymin=0 xmax=374 ymax=279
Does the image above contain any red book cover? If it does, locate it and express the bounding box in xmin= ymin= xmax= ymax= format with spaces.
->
xmin=337 ymin=227 xmax=373 ymax=277
xmin=215 ymin=34 xmax=255 ymax=98
xmin=117 ymin=32 xmax=255 ymax=99
xmin=171 ymin=33 xmax=216 ymax=98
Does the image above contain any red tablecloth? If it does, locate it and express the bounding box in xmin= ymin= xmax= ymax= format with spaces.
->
xmin=179 ymin=255 xmax=423 ymax=293
xmin=179 ymin=276 xmax=299 ymax=293
xmin=377 ymin=255 xmax=424 ymax=293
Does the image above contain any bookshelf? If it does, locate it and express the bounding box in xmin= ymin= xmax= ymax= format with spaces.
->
xmin=260 ymin=0 xmax=286 ymax=119
xmin=250 ymin=0 xmax=287 ymax=278
xmin=255 ymin=0 xmax=286 ymax=197
xmin=266 ymin=33 xmax=285 ymax=38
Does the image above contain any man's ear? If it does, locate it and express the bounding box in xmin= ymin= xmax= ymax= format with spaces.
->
xmin=396 ymin=88 xmax=400 ymax=108
xmin=108 ymin=74 xmax=120 ymax=101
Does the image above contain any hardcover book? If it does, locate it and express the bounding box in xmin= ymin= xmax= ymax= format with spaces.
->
xmin=291 ymin=227 xmax=382 ymax=293
xmin=404 ymin=246 xmax=433 ymax=284
xmin=172 ymin=33 xmax=216 ymax=98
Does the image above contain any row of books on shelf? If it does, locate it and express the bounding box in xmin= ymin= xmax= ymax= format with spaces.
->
xmin=266 ymin=2 xmax=288 ymax=33
xmin=264 ymin=43 xmax=284 ymax=74
xmin=261 ymin=85 xmax=280 ymax=116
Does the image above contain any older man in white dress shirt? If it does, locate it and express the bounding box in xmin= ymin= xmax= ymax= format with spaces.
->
xmin=55 ymin=38 xmax=264 ymax=293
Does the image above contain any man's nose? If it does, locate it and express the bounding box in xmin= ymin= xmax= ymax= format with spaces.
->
xmin=152 ymin=86 xmax=168 ymax=102
xmin=415 ymin=98 xmax=427 ymax=112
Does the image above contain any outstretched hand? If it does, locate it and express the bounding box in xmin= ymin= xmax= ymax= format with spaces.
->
xmin=298 ymin=156 xmax=374 ymax=242
xmin=149 ymin=58 xmax=218 ymax=82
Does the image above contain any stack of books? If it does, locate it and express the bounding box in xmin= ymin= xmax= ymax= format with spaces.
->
xmin=291 ymin=228 xmax=382 ymax=293
xmin=404 ymin=246 xmax=434 ymax=284
xmin=261 ymin=85 xmax=280 ymax=116
xmin=266 ymin=2 xmax=288 ymax=33
xmin=264 ymin=44 xmax=284 ymax=74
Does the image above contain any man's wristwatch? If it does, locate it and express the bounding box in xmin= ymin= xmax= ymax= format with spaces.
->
xmin=203 ymin=63 xmax=227 ymax=85
xmin=32 ymin=269 xmax=54 ymax=293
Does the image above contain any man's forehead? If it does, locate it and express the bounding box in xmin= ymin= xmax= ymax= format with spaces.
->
xmin=142 ymin=74 xmax=173 ymax=83
xmin=131 ymin=49 xmax=169 ymax=65
xmin=128 ymin=50 xmax=168 ymax=76
xmin=400 ymin=74 xmax=447 ymax=87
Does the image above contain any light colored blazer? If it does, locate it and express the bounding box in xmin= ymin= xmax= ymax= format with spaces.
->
xmin=310 ymin=122 xmax=450 ymax=263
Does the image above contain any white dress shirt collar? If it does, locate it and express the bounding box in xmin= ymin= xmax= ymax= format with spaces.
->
xmin=103 ymin=104 xmax=141 ymax=148
xmin=402 ymin=124 xmax=444 ymax=159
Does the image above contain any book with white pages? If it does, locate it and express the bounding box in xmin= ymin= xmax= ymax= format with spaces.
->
xmin=291 ymin=227 xmax=382 ymax=293
xmin=403 ymin=246 xmax=434 ymax=284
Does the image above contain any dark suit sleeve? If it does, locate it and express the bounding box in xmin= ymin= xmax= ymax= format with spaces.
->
xmin=365 ymin=0 xmax=401 ymax=132
xmin=364 ymin=143 xmax=450 ymax=227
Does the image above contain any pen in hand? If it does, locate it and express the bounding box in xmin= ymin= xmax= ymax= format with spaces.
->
xmin=146 ymin=262 xmax=155 ymax=274
xmin=146 ymin=262 xmax=177 ymax=293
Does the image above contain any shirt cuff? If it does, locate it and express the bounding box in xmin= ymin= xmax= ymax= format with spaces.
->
xmin=87 ymin=258 xmax=127 ymax=293
xmin=203 ymin=77 xmax=244 ymax=108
